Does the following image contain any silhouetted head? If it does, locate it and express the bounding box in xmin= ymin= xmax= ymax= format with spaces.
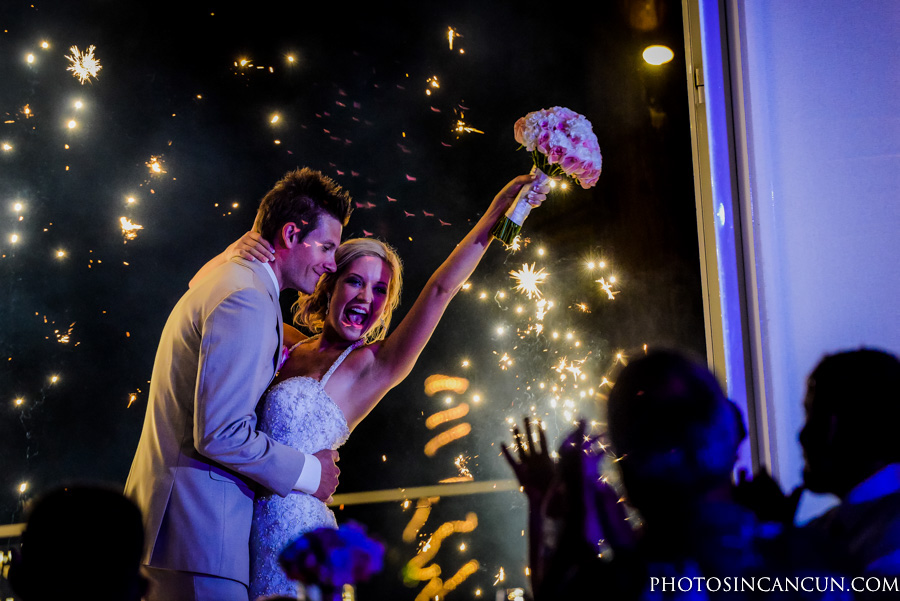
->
xmin=799 ymin=348 xmax=900 ymax=498
xmin=9 ymin=483 xmax=146 ymax=601
xmin=607 ymin=349 xmax=746 ymax=516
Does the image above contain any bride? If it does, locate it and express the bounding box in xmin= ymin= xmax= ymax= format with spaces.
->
xmin=194 ymin=173 xmax=548 ymax=598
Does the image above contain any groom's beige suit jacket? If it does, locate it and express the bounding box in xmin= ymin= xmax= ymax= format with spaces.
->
xmin=124 ymin=257 xmax=305 ymax=586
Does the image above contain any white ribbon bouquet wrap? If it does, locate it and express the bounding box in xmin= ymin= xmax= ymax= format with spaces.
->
xmin=492 ymin=106 xmax=603 ymax=245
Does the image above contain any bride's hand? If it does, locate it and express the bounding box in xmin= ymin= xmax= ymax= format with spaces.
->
xmin=487 ymin=173 xmax=551 ymax=216
xmin=226 ymin=231 xmax=275 ymax=263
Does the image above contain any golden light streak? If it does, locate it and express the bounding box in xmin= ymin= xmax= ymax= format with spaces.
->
xmin=510 ymin=263 xmax=548 ymax=299
xmin=424 ymin=423 xmax=471 ymax=457
xmin=402 ymin=497 xmax=439 ymax=543
xmin=409 ymin=513 xmax=478 ymax=573
xmin=423 ymin=374 xmax=469 ymax=396
xmin=65 ymin=45 xmax=102 ymax=84
xmin=425 ymin=404 xmax=470 ymax=429
xmin=120 ymin=216 xmax=144 ymax=241
xmin=440 ymin=560 xmax=479 ymax=594
xmin=127 ymin=393 xmax=138 ymax=408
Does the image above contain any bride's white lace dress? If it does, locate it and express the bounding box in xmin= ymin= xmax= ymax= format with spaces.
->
xmin=249 ymin=338 xmax=360 ymax=599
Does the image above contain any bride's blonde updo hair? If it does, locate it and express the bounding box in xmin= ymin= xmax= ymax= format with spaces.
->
xmin=292 ymin=238 xmax=403 ymax=343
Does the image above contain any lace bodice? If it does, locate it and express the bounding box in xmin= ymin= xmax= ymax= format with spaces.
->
xmin=249 ymin=338 xmax=360 ymax=599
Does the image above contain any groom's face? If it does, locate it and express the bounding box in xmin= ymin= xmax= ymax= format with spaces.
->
xmin=285 ymin=215 xmax=342 ymax=293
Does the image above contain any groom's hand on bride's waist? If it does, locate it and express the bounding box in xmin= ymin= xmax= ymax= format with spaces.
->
xmin=311 ymin=449 xmax=340 ymax=504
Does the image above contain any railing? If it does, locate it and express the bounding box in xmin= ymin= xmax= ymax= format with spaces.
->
xmin=0 ymin=478 xmax=521 ymax=541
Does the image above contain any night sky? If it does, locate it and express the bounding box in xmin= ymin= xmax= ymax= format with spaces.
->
xmin=2 ymin=0 xmax=705 ymax=597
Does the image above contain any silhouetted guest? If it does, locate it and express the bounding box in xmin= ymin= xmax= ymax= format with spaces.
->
xmin=506 ymin=349 xmax=846 ymax=600
xmin=8 ymin=483 xmax=147 ymax=601
xmin=799 ymin=348 xmax=900 ymax=575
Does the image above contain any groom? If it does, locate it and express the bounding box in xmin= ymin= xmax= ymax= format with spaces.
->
xmin=125 ymin=167 xmax=352 ymax=601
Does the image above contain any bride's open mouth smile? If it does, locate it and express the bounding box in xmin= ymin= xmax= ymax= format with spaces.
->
xmin=341 ymin=305 xmax=369 ymax=330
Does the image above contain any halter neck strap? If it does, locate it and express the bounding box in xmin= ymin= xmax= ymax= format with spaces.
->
xmin=320 ymin=338 xmax=365 ymax=386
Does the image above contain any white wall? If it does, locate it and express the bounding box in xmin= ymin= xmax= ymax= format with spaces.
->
xmin=725 ymin=0 xmax=900 ymax=517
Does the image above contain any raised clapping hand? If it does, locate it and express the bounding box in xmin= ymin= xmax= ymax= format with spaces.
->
xmin=733 ymin=467 xmax=803 ymax=526
xmin=501 ymin=417 xmax=556 ymax=503
xmin=556 ymin=421 xmax=635 ymax=553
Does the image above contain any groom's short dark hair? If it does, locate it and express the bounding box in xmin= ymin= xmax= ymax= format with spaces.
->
xmin=253 ymin=167 xmax=352 ymax=245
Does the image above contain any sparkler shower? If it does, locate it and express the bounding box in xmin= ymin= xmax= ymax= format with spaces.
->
xmin=1 ymin=1 xmax=704 ymax=598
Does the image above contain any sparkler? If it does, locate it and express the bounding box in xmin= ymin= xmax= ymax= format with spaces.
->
xmin=509 ymin=263 xmax=548 ymax=299
xmin=65 ymin=45 xmax=102 ymax=84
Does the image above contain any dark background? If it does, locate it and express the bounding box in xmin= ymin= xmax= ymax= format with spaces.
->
xmin=1 ymin=0 xmax=704 ymax=598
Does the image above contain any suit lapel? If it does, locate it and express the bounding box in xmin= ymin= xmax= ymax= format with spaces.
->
xmin=237 ymin=258 xmax=284 ymax=379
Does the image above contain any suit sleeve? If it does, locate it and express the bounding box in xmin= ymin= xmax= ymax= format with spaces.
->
xmin=193 ymin=286 xmax=304 ymax=497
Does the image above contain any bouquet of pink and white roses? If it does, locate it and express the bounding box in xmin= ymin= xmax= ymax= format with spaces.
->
xmin=491 ymin=106 xmax=603 ymax=245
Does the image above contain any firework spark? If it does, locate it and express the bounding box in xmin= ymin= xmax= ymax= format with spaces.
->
xmin=510 ymin=263 xmax=548 ymax=299
xmin=65 ymin=45 xmax=102 ymax=84
xmin=448 ymin=27 xmax=462 ymax=50
xmin=146 ymin=156 xmax=166 ymax=175
xmin=454 ymin=119 xmax=484 ymax=135
xmin=120 ymin=217 xmax=144 ymax=241
xmin=596 ymin=276 xmax=620 ymax=300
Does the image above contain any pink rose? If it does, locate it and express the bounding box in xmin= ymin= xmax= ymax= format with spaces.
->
xmin=514 ymin=117 xmax=527 ymax=145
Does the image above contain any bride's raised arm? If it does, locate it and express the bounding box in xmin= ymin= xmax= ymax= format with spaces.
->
xmin=367 ymin=173 xmax=548 ymax=392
